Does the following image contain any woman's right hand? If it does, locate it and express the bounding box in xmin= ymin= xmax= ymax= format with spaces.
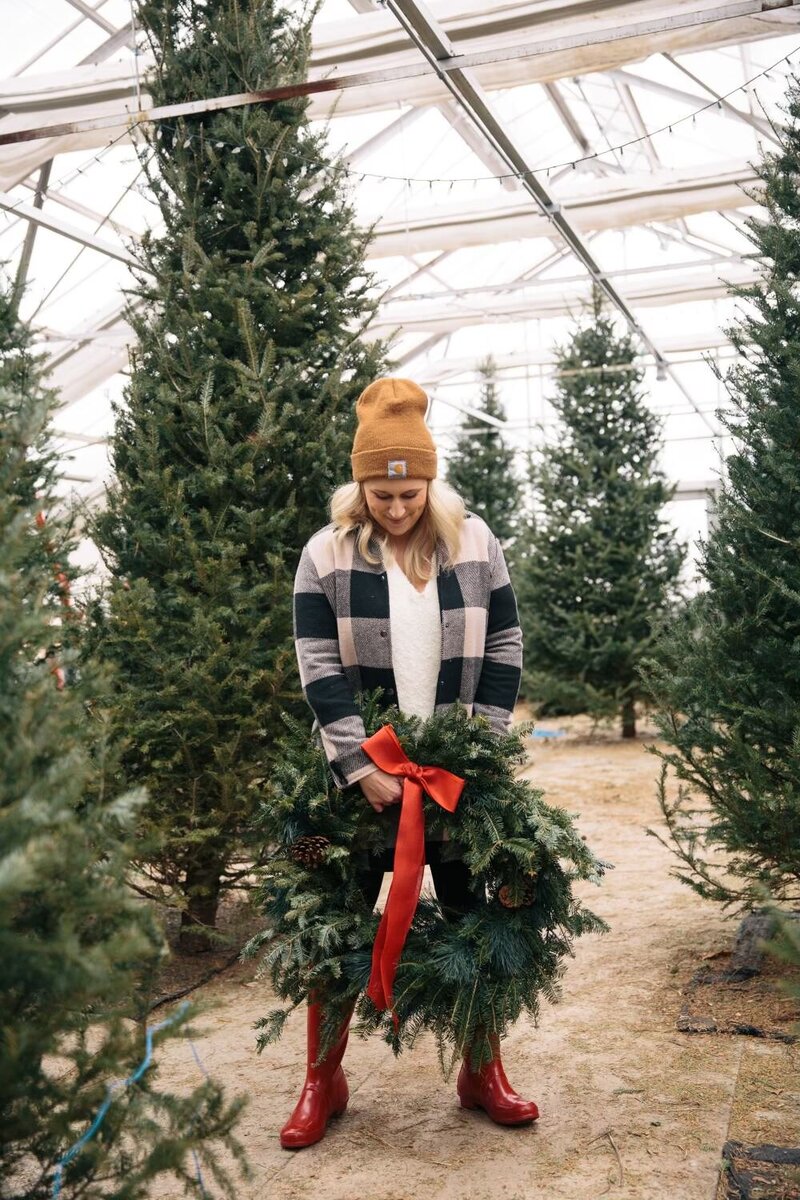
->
xmin=359 ymin=768 xmax=403 ymax=813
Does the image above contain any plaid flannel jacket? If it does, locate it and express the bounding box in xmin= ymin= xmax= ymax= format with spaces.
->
xmin=293 ymin=513 xmax=523 ymax=789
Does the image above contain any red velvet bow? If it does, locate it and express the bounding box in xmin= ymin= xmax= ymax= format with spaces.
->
xmin=361 ymin=724 xmax=465 ymax=1027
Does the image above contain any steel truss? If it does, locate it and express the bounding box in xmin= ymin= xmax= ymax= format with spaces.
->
xmin=1 ymin=0 xmax=796 ymax=491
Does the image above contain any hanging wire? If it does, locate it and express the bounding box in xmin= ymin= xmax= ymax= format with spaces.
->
xmin=51 ymin=1002 xmax=209 ymax=1199
xmin=1 ymin=43 xmax=795 ymax=237
xmin=29 ymin=163 xmax=147 ymax=321
xmin=0 ymin=127 xmax=136 ymax=239
xmin=322 ymin=47 xmax=795 ymax=186
xmin=120 ymin=44 xmax=800 ymax=188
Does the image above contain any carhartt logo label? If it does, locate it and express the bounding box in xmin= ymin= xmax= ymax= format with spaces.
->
xmin=388 ymin=460 xmax=407 ymax=478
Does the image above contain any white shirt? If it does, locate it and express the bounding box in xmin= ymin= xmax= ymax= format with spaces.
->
xmin=386 ymin=557 xmax=441 ymax=721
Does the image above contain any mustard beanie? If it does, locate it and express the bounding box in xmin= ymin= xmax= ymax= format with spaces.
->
xmin=351 ymin=377 xmax=438 ymax=482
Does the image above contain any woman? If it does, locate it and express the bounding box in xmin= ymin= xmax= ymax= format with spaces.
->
xmin=283 ymin=376 xmax=538 ymax=1149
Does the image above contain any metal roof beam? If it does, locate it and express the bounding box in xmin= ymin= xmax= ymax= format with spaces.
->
xmin=543 ymin=81 xmax=591 ymax=155
xmin=648 ymin=218 xmax=741 ymax=258
xmin=614 ymin=79 xmax=662 ymax=169
xmin=11 ymin=0 xmax=129 ymax=77
xmin=417 ymin=332 xmax=738 ymax=382
xmin=663 ymin=51 xmax=783 ymax=144
xmin=383 ymin=0 xmax=643 ymax=350
xmin=310 ymin=1 xmax=800 ymax=118
xmin=386 ymin=248 xmax=754 ymax=305
xmin=40 ymin=299 xmax=137 ymax=414
xmin=369 ymin=261 xmax=758 ymax=334
xmin=9 ymin=176 xmax=140 ymax=241
xmin=0 ymin=189 xmax=139 ymax=266
xmin=429 ymin=391 xmax=507 ymax=427
xmin=437 ymin=100 xmax=521 ymax=193
xmin=392 ymin=247 xmax=573 ymax=368
xmin=79 ymin=22 xmax=139 ymax=64
xmin=346 ymin=107 xmax=425 ymax=163
xmin=62 ymin=0 xmax=120 ymax=36
xmin=49 ymin=342 xmax=129 ymax=412
xmin=34 ymin=166 xmax=753 ymax=417
xmin=12 ymin=160 xmax=52 ymax=300
xmin=381 ymin=0 xmax=725 ymax=429
xmin=542 ymin=82 xmax=622 ymax=177
xmin=610 ymin=65 xmax=784 ymax=139
xmin=397 ymin=242 xmax=614 ymax=372
xmin=2 ymin=0 xmax=797 ymax=171
xmin=367 ymin=161 xmax=760 ymax=257
xmin=380 ymin=251 xmax=455 ymax=301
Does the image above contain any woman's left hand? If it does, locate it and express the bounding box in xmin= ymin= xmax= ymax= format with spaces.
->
xmin=359 ymin=768 xmax=403 ymax=813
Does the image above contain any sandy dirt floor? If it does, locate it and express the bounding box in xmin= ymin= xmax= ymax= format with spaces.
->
xmin=149 ymin=715 xmax=799 ymax=1200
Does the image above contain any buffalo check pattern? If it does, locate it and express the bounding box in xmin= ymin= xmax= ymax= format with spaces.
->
xmin=293 ymin=513 xmax=523 ymax=788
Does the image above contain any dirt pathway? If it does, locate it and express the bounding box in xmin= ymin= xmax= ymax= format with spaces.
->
xmin=151 ymin=720 xmax=753 ymax=1200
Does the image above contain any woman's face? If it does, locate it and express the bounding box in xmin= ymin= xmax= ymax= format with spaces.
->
xmin=363 ymin=478 xmax=429 ymax=537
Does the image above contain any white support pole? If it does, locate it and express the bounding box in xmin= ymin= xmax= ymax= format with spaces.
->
xmin=662 ymin=52 xmax=783 ymax=144
xmin=0 ymin=190 xmax=141 ymax=267
xmin=62 ymin=0 xmax=119 ymax=36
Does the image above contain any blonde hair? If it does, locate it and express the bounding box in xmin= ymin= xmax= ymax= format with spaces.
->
xmin=329 ymin=477 xmax=466 ymax=584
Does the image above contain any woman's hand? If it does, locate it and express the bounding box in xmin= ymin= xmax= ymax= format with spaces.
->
xmin=359 ymin=768 xmax=403 ymax=814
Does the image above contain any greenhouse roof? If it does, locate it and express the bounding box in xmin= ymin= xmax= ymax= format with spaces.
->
xmin=3 ymin=0 xmax=799 ymax=564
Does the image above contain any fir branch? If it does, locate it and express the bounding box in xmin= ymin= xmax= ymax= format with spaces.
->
xmin=249 ymin=695 xmax=607 ymax=1066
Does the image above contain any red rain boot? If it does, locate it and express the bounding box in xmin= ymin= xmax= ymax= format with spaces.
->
xmin=279 ymin=1001 xmax=354 ymax=1150
xmin=457 ymin=1036 xmax=540 ymax=1126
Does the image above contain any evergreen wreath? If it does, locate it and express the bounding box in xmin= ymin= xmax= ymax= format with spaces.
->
xmin=244 ymin=694 xmax=609 ymax=1071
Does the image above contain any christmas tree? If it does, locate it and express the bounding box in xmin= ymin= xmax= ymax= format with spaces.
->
xmin=0 ymin=299 xmax=244 ymax=1197
xmin=517 ymin=291 xmax=684 ymax=736
xmin=89 ymin=0 xmax=388 ymax=948
xmin=445 ymin=357 xmax=521 ymax=550
xmin=0 ymin=267 xmax=72 ymax=595
xmin=642 ymin=77 xmax=800 ymax=905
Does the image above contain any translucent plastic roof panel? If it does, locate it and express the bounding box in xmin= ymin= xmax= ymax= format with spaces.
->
xmin=1 ymin=0 xmax=799 ymax=568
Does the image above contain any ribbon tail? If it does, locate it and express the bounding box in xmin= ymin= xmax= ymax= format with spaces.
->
xmin=366 ymin=778 xmax=425 ymax=1026
xmin=366 ymin=910 xmax=389 ymax=1009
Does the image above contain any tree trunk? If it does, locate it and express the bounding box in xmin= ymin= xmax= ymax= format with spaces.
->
xmin=621 ymin=697 xmax=637 ymax=740
xmin=178 ymin=855 xmax=224 ymax=953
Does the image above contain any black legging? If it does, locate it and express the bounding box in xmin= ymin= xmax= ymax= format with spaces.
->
xmin=356 ymin=842 xmax=482 ymax=917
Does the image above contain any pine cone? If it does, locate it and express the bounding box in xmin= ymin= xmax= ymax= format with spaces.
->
xmin=289 ymin=835 xmax=331 ymax=868
xmin=497 ymin=876 xmax=537 ymax=909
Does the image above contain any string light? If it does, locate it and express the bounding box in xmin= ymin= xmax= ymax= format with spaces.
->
xmin=140 ymin=43 xmax=797 ymax=192
xmin=0 ymin=126 xmax=135 ymax=233
xmin=0 ymin=126 xmax=144 ymax=234
xmin=0 ymin=43 xmax=795 ymax=239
